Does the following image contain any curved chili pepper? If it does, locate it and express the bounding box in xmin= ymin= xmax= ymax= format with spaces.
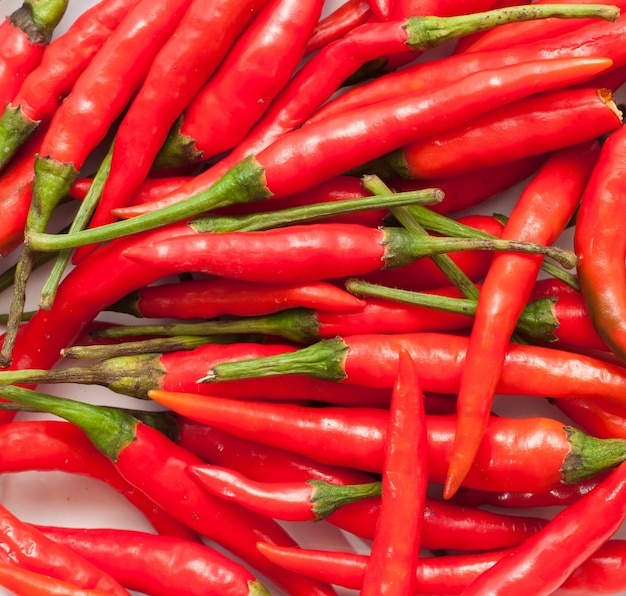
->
xmin=0 ymin=386 xmax=339 ymax=596
xmin=307 ymin=15 xmax=626 ymax=125
xmin=108 ymin=278 xmax=365 ymax=319
xmin=462 ymin=461 xmax=626 ymax=594
xmin=0 ymin=0 xmax=196 ymax=365
xmin=0 ymin=563 xmax=114 ymax=596
xmin=153 ymin=0 xmax=325 ymax=171
xmin=443 ymin=141 xmax=600 ymax=498
xmin=0 ymin=502 xmax=129 ymax=595
xmin=76 ymin=0 xmax=274 ymax=264
xmin=305 ymin=0 xmax=371 ymax=55
xmin=176 ymin=415 xmax=546 ymax=551
xmin=36 ymin=526 xmax=271 ymax=596
xmin=371 ymin=88 xmax=620 ymax=180
xmin=575 ymin=125 xmax=626 ymax=364
xmin=256 ymin=539 xmax=626 ymax=594
xmin=121 ymin=222 xmax=576 ymax=284
xmin=0 ymin=0 xmax=140 ymax=172
xmin=0 ymin=419 xmax=200 ymax=543
xmin=148 ymin=389 xmax=626 ymax=492
xmin=0 ymin=0 xmax=69 ymax=110
xmin=459 ymin=0 xmax=626 ymax=54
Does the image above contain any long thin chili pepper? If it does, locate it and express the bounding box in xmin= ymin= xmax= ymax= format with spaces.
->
xmin=35 ymin=526 xmax=271 ymax=596
xmin=0 ymin=419 xmax=200 ymax=542
xmin=255 ymin=539 xmax=626 ymax=594
xmin=0 ymin=0 xmax=69 ymax=110
xmin=0 ymin=386 xmax=340 ymax=596
xmin=575 ymin=125 xmax=626 ymax=363
xmin=305 ymin=0 xmax=371 ymax=55
xmin=0 ymin=342 xmax=393 ymax=407
xmin=147 ymin=390 xmax=626 ymax=491
xmin=75 ymin=0 xmax=274 ymax=264
xmin=0 ymin=563 xmax=114 ymax=596
xmin=120 ymin=223 xmax=577 ymax=283
xmin=109 ymin=278 xmax=366 ymax=319
xmin=368 ymin=88 xmax=620 ymax=180
xmin=0 ymin=0 xmax=196 ymax=366
xmin=461 ymin=461 xmax=626 ymax=594
xmin=0 ymin=0 xmax=140 ymax=172
xmin=306 ymin=14 xmax=626 ymax=125
xmin=28 ymin=56 xmax=611 ymax=257
xmin=202 ymin=332 xmax=626 ymax=407
xmin=153 ymin=0 xmax=325 ymax=171
xmin=0 ymin=502 xmax=130 ymax=595
xmin=555 ymin=397 xmax=626 ymax=440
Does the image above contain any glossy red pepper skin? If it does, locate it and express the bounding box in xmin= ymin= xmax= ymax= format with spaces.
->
xmin=149 ymin=391 xmax=621 ymax=494
xmin=78 ymin=0 xmax=272 ymax=263
xmin=0 ymin=503 xmax=129 ymax=595
xmin=380 ymin=88 xmax=620 ymax=180
xmin=256 ymin=540 xmax=626 ymax=594
xmin=36 ymin=526 xmax=269 ymax=596
xmin=156 ymin=0 xmax=325 ymax=168
xmin=462 ymin=462 xmax=626 ymax=594
xmin=575 ymin=125 xmax=626 ymax=363
xmin=109 ymin=278 xmax=365 ymax=319
xmin=445 ymin=141 xmax=600 ymax=498
xmin=308 ymin=15 xmax=626 ymax=124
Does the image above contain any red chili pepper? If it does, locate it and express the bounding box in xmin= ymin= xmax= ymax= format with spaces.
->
xmin=372 ymin=88 xmax=620 ymax=180
xmin=0 ymin=387 xmax=340 ymax=596
xmin=462 ymin=461 xmax=626 ymax=594
xmin=0 ymin=0 xmax=69 ymax=110
xmin=0 ymin=502 xmax=130 ymax=595
xmin=444 ymin=140 xmax=601 ymax=499
xmin=148 ymin=390 xmax=626 ymax=492
xmin=69 ymin=175 xmax=191 ymax=204
xmin=153 ymin=0 xmax=325 ymax=171
xmin=307 ymin=15 xmax=626 ymax=124
xmin=178 ymin=416 xmax=546 ymax=551
xmin=256 ymin=539 xmax=626 ymax=594
xmin=0 ymin=0 xmax=196 ymax=365
xmin=76 ymin=0 xmax=274 ymax=264
xmin=458 ymin=0 xmax=626 ymax=54
xmin=36 ymin=526 xmax=271 ymax=596
xmin=390 ymin=0 xmax=497 ymax=19
xmin=305 ymin=0 xmax=372 ymax=55
xmin=120 ymin=221 xmax=575 ymax=285
xmin=0 ymin=563 xmax=114 ymax=596
xmin=0 ymin=0 xmax=140 ymax=172
xmin=368 ymin=0 xmax=394 ymax=20
xmin=108 ymin=278 xmax=365 ymax=319
xmin=575 ymin=125 xmax=626 ymax=364
xmin=555 ymin=397 xmax=626 ymax=440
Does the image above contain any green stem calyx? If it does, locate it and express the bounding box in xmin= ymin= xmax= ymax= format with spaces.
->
xmin=405 ymin=4 xmax=619 ymax=51
xmin=309 ymin=480 xmax=381 ymax=520
xmin=12 ymin=0 xmax=69 ymax=44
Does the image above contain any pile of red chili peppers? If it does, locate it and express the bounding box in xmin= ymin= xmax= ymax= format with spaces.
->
xmin=4 ymin=0 xmax=626 ymax=593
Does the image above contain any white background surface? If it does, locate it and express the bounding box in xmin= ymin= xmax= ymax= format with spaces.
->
xmin=1 ymin=0 xmax=626 ymax=594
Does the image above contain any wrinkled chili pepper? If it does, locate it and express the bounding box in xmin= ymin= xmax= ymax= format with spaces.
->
xmin=0 ymin=0 xmax=139 ymax=172
xmin=153 ymin=0 xmax=325 ymax=171
xmin=120 ymin=222 xmax=576 ymax=283
xmin=0 ymin=386 xmax=339 ymax=596
xmin=575 ymin=125 xmax=626 ymax=364
xmin=147 ymin=390 xmax=626 ymax=492
xmin=36 ymin=526 xmax=271 ymax=596
xmin=0 ymin=419 xmax=200 ymax=542
xmin=0 ymin=502 xmax=130 ymax=595
xmin=76 ymin=0 xmax=274 ymax=264
xmin=444 ymin=140 xmax=600 ymax=498
xmin=108 ymin=278 xmax=365 ymax=319
xmin=0 ymin=0 xmax=196 ymax=365
xmin=0 ymin=0 xmax=69 ymax=110
xmin=462 ymin=461 xmax=626 ymax=594
xmin=369 ymin=88 xmax=620 ymax=180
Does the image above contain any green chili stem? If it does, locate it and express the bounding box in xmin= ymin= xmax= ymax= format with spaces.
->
xmin=308 ymin=480 xmax=382 ymax=520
